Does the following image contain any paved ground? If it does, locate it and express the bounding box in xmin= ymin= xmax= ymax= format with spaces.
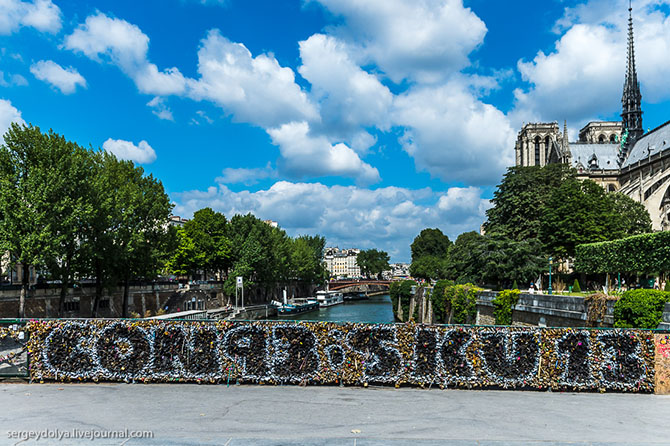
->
xmin=0 ymin=383 xmax=668 ymax=445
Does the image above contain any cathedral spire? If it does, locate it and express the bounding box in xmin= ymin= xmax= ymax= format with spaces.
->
xmin=621 ymin=0 xmax=643 ymax=156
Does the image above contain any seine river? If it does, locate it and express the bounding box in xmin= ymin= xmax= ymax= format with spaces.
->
xmin=271 ymin=294 xmax=395 ymax=323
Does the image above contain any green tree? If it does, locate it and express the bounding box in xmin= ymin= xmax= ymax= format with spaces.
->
xmin=443 ymin=232 xmax=485 ymax=284
xmin=540 ymin=178 xmax=647 ymax=259
xmin=484 ymin=163 xmax=575 ymax=241
xmin=0 ymin=124 xmax=71 ymax=317
xmin=290 ymin=235 xmax=327 ymax=285
xmin=409 ymin=255 xmax=446 ymax=281
xmin=356 ymin=249 xmax=390 ymax=279
xmin=410 ymin=228 xmax=451 ymax=261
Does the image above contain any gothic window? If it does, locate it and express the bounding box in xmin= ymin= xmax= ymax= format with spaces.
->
xmin=545 ymin=135 xmax=551 ymax=163
xmin=607 ymin=184 xmax=617 ymax=193
xmin=610 ymin=134 xmax=617 ymax=143
xmin=534 ymin=136 xmax=540 ymax=166
xmin=598 ymin=134 xmax=605 ymax=143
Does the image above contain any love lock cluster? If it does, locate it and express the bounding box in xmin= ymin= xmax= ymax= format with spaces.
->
xmin=26 ymin=320 xmax=656 ymax=392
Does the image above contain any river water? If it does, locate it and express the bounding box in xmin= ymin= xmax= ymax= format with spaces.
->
xmin=270 ymin=294 xmax=395 ymax=324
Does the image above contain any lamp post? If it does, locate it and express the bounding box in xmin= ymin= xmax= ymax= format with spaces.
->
xmin=548 ymin=257 xmax=553 ymax=295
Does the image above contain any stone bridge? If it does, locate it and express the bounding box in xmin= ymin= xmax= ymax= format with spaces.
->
xmin=328 ymin=280 xmax=391 ymax=294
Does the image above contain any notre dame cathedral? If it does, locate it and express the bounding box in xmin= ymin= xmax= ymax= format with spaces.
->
xmin=514 ymin=4 xmax=670 ymax=231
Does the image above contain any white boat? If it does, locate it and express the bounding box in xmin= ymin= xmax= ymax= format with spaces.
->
xmin=315 ymin=290 xmax=344 ymax=308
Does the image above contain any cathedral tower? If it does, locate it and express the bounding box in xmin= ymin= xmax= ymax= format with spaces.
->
xmin=620 ymin=1 xmax=643 ymax=160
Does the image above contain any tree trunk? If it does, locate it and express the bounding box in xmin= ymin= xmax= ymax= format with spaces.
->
xmin=58 ymin=262 xmax=70 ymax=318
xmin=18 ymin=262 xmax=28 ymax=319
xmin=122 ymin=275 xmax=130 ymax=318
xmin=93 ymin=261 xmax=102 ymax=318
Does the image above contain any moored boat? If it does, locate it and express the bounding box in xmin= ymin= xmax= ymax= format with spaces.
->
xmin=315 ymin=290 xmax=344 ymax=308
xmin=275 ymin=298 xmax=320 ymax=316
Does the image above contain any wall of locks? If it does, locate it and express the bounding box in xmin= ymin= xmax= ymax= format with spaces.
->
xmin=24 ymin=320 xmax=659 ymax=392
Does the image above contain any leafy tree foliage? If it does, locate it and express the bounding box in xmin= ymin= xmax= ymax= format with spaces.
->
xmin=0 ymin=124 xmax=76 ymax=317
xmin=485 ymin=164 xmax=651 ymax=262
xmin=541 ymin=179 xmax=650 ymax=259
xmin=356 ymin=248 xmax=390 ymax=279
xmin=484 ymin=164 xmax=574 ymax=241
xmin=443 ymin=283 xmax=479 ymax=324
xmin=409 ymin=255 xmax=446 ymax=281
xmin=410 ymin=228 xmax=451 ymax=261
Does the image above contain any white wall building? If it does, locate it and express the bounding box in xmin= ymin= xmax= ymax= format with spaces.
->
xmin=323 ymin=247 xmax=361 ymax=278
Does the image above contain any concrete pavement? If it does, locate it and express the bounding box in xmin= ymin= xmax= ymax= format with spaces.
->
xmin=0 ymin=383 xmax=668 ymax=445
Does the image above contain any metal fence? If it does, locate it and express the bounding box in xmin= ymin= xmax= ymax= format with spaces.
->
xmin=0 ymin=320 xmax=29 ymax=378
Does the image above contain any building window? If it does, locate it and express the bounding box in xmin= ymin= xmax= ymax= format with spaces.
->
xmin=598 ymin=134 xmax=605 ymax=143
xmin=610 ymin=134 xmax=617 ymax=143
xmin=64 ymin=300 xmax=80 ymax=312
xmin=534 ymin=136 xmax=540 ymax=166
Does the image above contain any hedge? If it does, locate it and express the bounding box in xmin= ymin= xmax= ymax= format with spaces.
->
xmin=575 ymin=231 xmax=670 ymax=274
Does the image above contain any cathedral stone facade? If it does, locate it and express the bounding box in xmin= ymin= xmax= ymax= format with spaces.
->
xmin=514 ymin=5 xmax=670 ymax=231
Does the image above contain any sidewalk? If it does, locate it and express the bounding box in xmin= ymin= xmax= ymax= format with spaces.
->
xmin=0 ymin=383 xmax=668 ymax=445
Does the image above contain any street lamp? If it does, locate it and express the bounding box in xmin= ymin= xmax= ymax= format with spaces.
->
xmin=548 ymin=257 xmax=553 ymax=295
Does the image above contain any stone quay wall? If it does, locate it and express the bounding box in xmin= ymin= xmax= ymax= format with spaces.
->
xmin=1 ymin=320 xmax=669 ymax=394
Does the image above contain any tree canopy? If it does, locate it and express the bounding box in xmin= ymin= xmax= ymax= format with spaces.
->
xmin=356 ymin=249 xmax=390 ymax=279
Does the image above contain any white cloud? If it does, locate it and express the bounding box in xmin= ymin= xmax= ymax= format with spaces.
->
xmin=172 ymin=181 xmax=490 ymax=261
xmin=0 ymin=0 xmax=61 ymax=35
xmin=0 ymin=98 xmax=25 ymax=143
xmin=216 ymin=162 xmax=277 ymax=185
xmin=30 ymin=60 xmax=86 ymax=94
xmin=103 ymin=138 xmax=157 ymax=164
xmin=64 ymin=13 xmax=187 ymax=96
xmin=512 ymin=0 xmax=670 ymax=127
xmin=311 ymin=0 xmax=486 ymax=83
xmin=392 ymin=79 xmax=516 ymax=185
xmin=268 ymin=121 xmax=380 ymax=185
xmin=187 ymin=30 xmax=318 ymax=128
xmin=298 ymin=34 xmax=392 ymax=151
xmin=147 ymin=96 xmax=174 ymax=121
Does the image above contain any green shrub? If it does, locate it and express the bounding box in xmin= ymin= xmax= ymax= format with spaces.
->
xmin=613 ymin=289 xmax=670 ymax=329
xmin=572 ymin=279 xmax=581 ymax=293
xmin=512 ymin=280 xmax=519 ymax=290
xmin=492 ymin=289 xmax=520 ymax=325
xmin=444 ymin=283 xmax=479 ymax=324
xmin=665 ymin=281 xmax=670 ymax=292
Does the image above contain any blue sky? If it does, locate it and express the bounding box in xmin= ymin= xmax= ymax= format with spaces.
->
xmin=2 ymin=0 xmax=670 ymax=261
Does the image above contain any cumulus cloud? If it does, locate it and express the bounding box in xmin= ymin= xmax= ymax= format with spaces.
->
xmin=0 ymin=0 xmax=61 ymax=35
xmin=172 ymin=181 xmax=490 ymax=260
xmin=147 ymin=96 xmax=174 ymax=121
xmin=30 ymin=60 xmax=86 ymax=94
xmin=64 ymin=13 xmax=187 ymax=96
xmin=311 ymin=0 xmax=486 ymax=83
xmin=298 ymin=34 xmax=392 ymax=151
xmin=512 ymin=0 xmax=670 ymax=128
xmin=103 ymin=138 xmax=157 ymax=164
xmin=268 ymin=121 xmax=380 ymax=185
xmin=0 ymin=98 xmax=25 ymax=143
xmin=187 ymin=30 xmax=318 ymax=128
xmin=392 ymin=79 xmax=516 ymax=185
